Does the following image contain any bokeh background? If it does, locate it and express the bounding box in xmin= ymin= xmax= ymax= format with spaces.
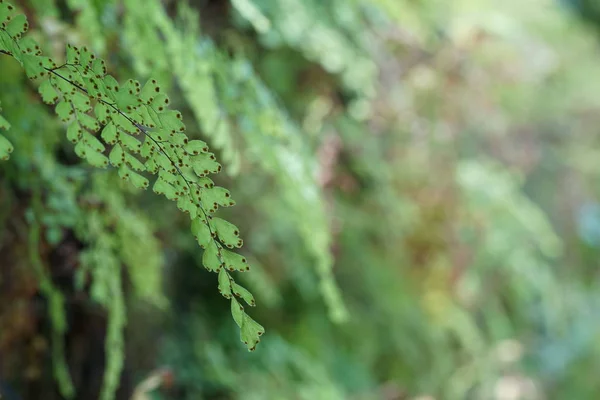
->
xmin=2 ymin=0 xmax=600 ymax=399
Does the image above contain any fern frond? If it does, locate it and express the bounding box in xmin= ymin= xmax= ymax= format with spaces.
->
xmin=0 ymin=0 xmax=262 ymax=366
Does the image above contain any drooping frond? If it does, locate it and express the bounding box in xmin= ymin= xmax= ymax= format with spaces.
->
xmin=0 ymin=1 xmax=264 ymax=397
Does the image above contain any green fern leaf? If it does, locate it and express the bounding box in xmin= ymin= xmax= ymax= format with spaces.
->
xmin=66 ymin=123 xmax=82 ymax=143
xmin=152 ymin=178 xmax=178 ymax=200
xmin=81 ymin=131 xmax=104 ymax=152
xmin=177 ymin=195 xmax=198 ymax=219
xmin=109 ymin=144 xmax=124 ymax=167
xmin=65 ymin=43 xmax=79 ymax=64
xmin=22 ymin=53 xmax=48 ymax=79
xmin=5 ymin=13 xmax=27 ymax=38
xmin=86 ymin=150 xmax=109 ymax=169
xmin=0 ymin=2 xmax=15 ymax=26
xmin=191 ymin=152 xmax=221 ymax=177
xmin=218 ymin=267 xmax=232 ymax=298
xmin=221 ymin=249 xmax=249 ymax=272
xmin=231 ymin=297 xmax=244 ymax=327
xmin=71 ymin=91 xmax=92 ymax=113
xmin=78 ymin=114 xmax=100 ymax=133
xmin=128 ymin=170 xmax=150 ymax=190
xmin=240 ymin=314 xmax=264 ymax=351
xmin=94 ymin=102 xmax=110 ymax=125
xmin=55 ymin=101 xmax=72 ymax=122
xmin=203 ymin=242 xmax=223 ymax=272
xmin=157 ymin=110 xmax=185 ymax=133
xmin=119 ymin=133 xmax=142 ymax=153
xmin=191 ymin=217 xmax=212 ymax=248
xmin=211 ymin=217 xmax=242 ymax=248
xmin=100 ymin=123 xmax=118 ymax=145
xmin=139 ymin=78 xmax=160 ymax=103
xmin=201 ymin=186 xmax=235 ymax=211
xmin=123 ymin=153 xmax=144 ymax=172
xmin=232 ymin=283 xmax=256 ymax=307
xmin=185 ymin=139 xmax=209 ymax=155
xmin=39 ymin=79 xmax=59 ymax=104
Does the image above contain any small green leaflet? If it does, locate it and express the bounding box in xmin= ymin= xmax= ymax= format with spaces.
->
xmin=19 ymin=37 xmax=41 ymax=56
xmin=22 ymin=53 xmax=48 ymax=80
xmin=5 ymin=13 xmax=27 ymax=39
xmin=109 ymin=144 xmax=124 ymax=167
xmin=66 ymin=124 xmax=82 ymax=143
xmin=150 ymin=93 xmax=170 ymax=110
xmin=0 ymin=31 xmax=17 ymax=56
xmin=86 ymin=150 xmax=109 ymax=168
xmin=231 ymin=297 xmax=244 ymax=327
xmin=112 ymin=112 xmax=138 ymax=135
xmin=158 ymin=110 xmax=185 ymax=133
xmin=152 ymin=178 xmax=178 ymax=201
xmin=74 ymin=140 xmax=89 ymax=158
xmin=100 ymin=123 xmax=117 ymax=145
xmin=51 ymin=73 xmax=76 ymax=95
xmin=91 ymin=58 xmax=106 ymax=78
xmin=78 ymin=46 xmax=94 ymax=69
xmin=221 ymin=249 xmax=249 ymax=272
xmin=65 ymin=43 xmax=80 ymax=64
xmin=211 ymin=217 xmax=242 ymax=248
xmin=39 ymin=79 xmax=59 ymax=104
xmin=124 ymin=152 xmax=145 ymax=171
xmin=240 ymin=314 xmax=264 ymax=351
xmin=55 ymin=100 xmax=72 ymax=122
xmin=201 ymin=186 xmax=235 ymax=212
xmin=202 ymin=242 xmax=222 ymax=272
xmin=77 ymin=112 xmax=100 ymax=132
xmin=81 ymin=131 xmax=104 ymax=152
xmin=94 ymin=102 xmax=111 ymax=125
xmin=118 ymin=164 xmax=131 ymax=180
xmin=177 ymin=194 xmax=198 ymax=219
xmin=185 ymin=139 xmax=209 ymax=155
xmin=191 ymin=152 xmax=221 ymax=177
xmin=117 ymin=164 xmax=148 ymax=189
xmin=120 ymin=132 xmax=142 ymax=153
xmin=191 ymin=217 xmax=211 ymax=248
xmin=129 ymin=170 xmax=149 ymax=189
xmin=140 ymin=139 xmax=156 ymax=158
xmin=144 ymin=158 xmax=158 ymax=173
xmin=197 ymin=177 xmax=214 ymax=188
xmin=232 ymin=282 xmax=256 ymax=306
xmin=115 ymin=79 xmax=141 ymax=111
xmin=71 ymin=91 xmax=92 ymax=113
xmin=139 ymin=79 xmax=160 ymax=104
xmin=0 ymin=3 xmax=16 ymax=27
xmin=218 ymin=267 xmax=232 ymax=298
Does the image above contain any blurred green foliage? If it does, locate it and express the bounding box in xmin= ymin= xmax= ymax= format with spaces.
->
xmin=2 ymin=0 xmax=600 ymax=399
